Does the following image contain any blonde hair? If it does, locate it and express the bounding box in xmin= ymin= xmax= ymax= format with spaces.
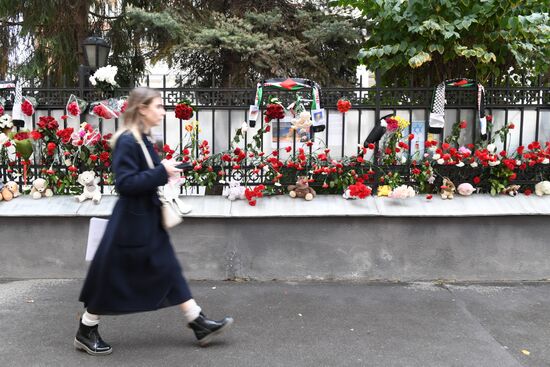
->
xmin=111 ymin=87 xmax=162 ymax=148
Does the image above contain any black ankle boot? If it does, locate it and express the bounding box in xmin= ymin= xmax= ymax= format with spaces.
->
xmin=188 ymin=312 xmax=233 ymax=346
xmin=74 ymin=319 xmax=112 ymax=356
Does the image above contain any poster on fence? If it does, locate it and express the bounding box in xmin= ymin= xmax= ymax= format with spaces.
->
xmin=410 ymin=121 xmax=425 ymax=158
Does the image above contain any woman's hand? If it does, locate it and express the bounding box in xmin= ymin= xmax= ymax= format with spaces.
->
xmin=162 ymin=160 xmax=182 ymax=178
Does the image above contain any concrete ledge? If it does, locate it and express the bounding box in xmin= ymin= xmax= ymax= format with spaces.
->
xmin=2 ymin=195 xmax=550 ymax=281
xmin=1 ymin=194 xmax=550 ymax=218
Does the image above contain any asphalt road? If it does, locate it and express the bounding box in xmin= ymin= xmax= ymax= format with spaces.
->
xmin=1 ymin=279 xmax=549 ymax=367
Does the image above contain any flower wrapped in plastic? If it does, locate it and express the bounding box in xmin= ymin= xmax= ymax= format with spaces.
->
xmin=90 ymin=98 xmax=121 ymax=120
xmin=21 ymin=96 xmax=37 ymax=117
xmin=388 ymin=184 xmax=416 ymax=199
xmin=66 ymin=94 xmax=88 ymax=118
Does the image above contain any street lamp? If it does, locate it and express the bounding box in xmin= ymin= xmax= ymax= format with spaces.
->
xmin=82 ymin=36 xmax=111 ymax=71
xmin=79 ymin=36 xmax=111 ymax=89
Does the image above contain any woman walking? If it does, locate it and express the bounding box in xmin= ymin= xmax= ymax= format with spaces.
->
xmin=75 ymin=87 xmax=233 ymax=355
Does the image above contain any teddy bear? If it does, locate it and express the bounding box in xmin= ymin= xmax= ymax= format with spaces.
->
xmin=440 ymin=177 xmax=456 ymax=199
xmin=75 ymin=170 xmax=102 ymax=204
xmin=457 ymin=182 xmax=476 ymax=196
xmin=501 ymin=184 xmax=520 ymax=197
xmin=535 ymin=181 xmax=550 ymax=196
xmin=30 ymin=178 xmax=53 ymax=199
xmin=288 ymin=176 xmax=316 ymax=201
xmin=290 ymin=111 xmax=313 ymax=142
xmin=222 ymin=179 xmax=246 ymax=201
xmin=0 ymin=181 xmax=20 ymax=201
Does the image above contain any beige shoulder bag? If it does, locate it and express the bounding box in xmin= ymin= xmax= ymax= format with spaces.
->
xmin=138 ymin=139 xmax=183 ymax=230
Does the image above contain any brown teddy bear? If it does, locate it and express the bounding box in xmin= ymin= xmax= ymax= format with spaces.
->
xmin=440 ymin=177 xmax=456 ymax=200
xmin=0 ymin=181 xmax=20 ymax=201
xmin=288 ymin=176 xmax=316 ymax=201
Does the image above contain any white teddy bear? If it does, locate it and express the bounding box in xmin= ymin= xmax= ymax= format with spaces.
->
xmin=75 ymin=171 xmax=102 ymax=204
xmin=30 ymin=178 xmax=53 ymax=199
xmin=222 ymin=179 xmax=246 ymax=201
xmin=535 ymin=181 xmax=550 ymax=196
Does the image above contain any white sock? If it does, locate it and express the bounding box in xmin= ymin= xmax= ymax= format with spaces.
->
xmin=82 ymin=311 xmax=100 ymax=327
xmin=182 ymin=299 xmax=202 ymax=323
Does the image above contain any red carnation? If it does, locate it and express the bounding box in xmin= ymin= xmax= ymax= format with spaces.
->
xmin=0 ymin=105 xmax=4 ymax=116
xmin=473 ymin=176 xmax=481 ymax=185
xmin=337 ymin=99 xmax=351 ymax=113
xmin=93 ymin=104 xmax=114 ymax=119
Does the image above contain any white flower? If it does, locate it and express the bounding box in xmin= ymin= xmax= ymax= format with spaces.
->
xmin=542 ymin=158 xmax=549 ymax=165
xmin=516 ymin=160 xmax=522 ymax=166
xmin=388 ymin=184 xmax=416 ymax=199
xmin=0 ymin=114 xmax=13 ymax=129
xmin=274 ymin=182 xmax=282 ymax=187
xmin=456 ymin=161 xmax=465 ymax=167
xmin=218 ymin=180 xmax=226 ymax=184
xmin=432 ymin=153 xmax=441 ymax=160
xmin=89 ymin=76 xmax=97 ymax=86
xmin=65 ymin=159 xmax=72 ymax=166
xmin=470 ymin=162 xmax=479 ymax=168
xmin=428 ymin=175 xmax=435 ymax=184
xmin=0 ymin=133 xmax=8 ymax=145
xmin=401 ymin=156 xmax=407 ymax=164
xmin=380 ymin=120 xmax=387 ymax=128
xmin=487 ymin=144 xmax=496 ymax=153
xmin=488 ymin=160 xmax=500 ymax=166
xmin=428 ymin=146 xmax=437 ymax=153
xmin=240 ymin=121 xmax=248 ymax=132
xmin=437 ymin=158 xmax=445 ymax=165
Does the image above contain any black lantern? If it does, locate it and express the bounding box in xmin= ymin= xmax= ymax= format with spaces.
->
xmin=82 ymin=36 xmax=110 ymax=71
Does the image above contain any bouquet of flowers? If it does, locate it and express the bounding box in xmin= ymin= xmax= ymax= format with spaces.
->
xmin=264 ymin=96 xmax=285 ymax=123
xmin=337 ymin=98 xmax=351 ymax=113
xmin=89 ymin=65 xmax=119 ymax=94
xmin=175 ymin=99 xmax=194 ymax=120
xmin=380 ymin=115 xmax=411 ymax=165
xmin=66 ymin=94 xmax=88 ymax=118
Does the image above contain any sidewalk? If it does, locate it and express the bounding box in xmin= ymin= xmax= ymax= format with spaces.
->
xmin=1 ymin=279 xmax=549 ymax=367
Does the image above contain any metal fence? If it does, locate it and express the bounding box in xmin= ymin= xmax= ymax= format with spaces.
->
xmin=1 ymin=75 xmax=549 ymax=192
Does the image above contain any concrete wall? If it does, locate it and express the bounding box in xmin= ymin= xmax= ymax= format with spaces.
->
xmin=2 ymin=216 xmax=550 ymax=281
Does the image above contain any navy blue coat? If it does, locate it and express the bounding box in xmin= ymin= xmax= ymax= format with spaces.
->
xmin=79 ymin=132 xmax=192 ymax=314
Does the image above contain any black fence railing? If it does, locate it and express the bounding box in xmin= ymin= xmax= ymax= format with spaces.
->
xmin=1 ymin=77 xmax=549 ymax=194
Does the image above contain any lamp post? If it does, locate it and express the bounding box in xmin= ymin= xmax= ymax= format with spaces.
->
xmin=79 ymin=36 xmax=111 ymax=89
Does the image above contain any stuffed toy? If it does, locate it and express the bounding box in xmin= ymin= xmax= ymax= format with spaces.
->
xmin=440 ymin=177 xmax=456 ymax=200
xmin=535 ymin=181 xmax=550 ymax=196
xmin=290 ymin=111 xmax=313 ymax=142
xmin=501 ymin=184 xmax=520 ymax=197
xmin=30 ymin=178 xmax=53 ymax=199
xmin=222 ymin=179 xmax=246 ymax=201
xmin=288 ymin=176 xmax=316 ymax=201
xmin=75 ymin=171 xmax=102 ymax=204
xmin=0 ymin=181 xmax=20 ymax=201
xmin=457 ymin=183 xmax=476 ymax=196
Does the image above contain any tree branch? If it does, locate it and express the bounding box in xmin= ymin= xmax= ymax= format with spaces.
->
xmin=88 ymin=11 xmax=123 ymax=20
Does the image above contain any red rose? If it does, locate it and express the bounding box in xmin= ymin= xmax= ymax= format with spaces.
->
xmin=285 ymin=146 xmax=292 ymax=153
xmin=30 ymin=130 xmax=43 ymax=140
xmin=99 ymin=152 xmax=110 ymax=162
xmin=473 ymin=176 xmax=481 ymax=185
xmin=47 ymin=142 xmax=56 ymax=151
xmin=89 ymin=154 xmax=98 ymax=162
xmin=459 ymin=121 xmax=467 ymax=129
xmin=524 ymin=189 xmax=532 ymax=196
xmin=426 ymin=194 xmax=433 ymax=200
xmin=175 ymin=103 xmax=193 ymax=120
